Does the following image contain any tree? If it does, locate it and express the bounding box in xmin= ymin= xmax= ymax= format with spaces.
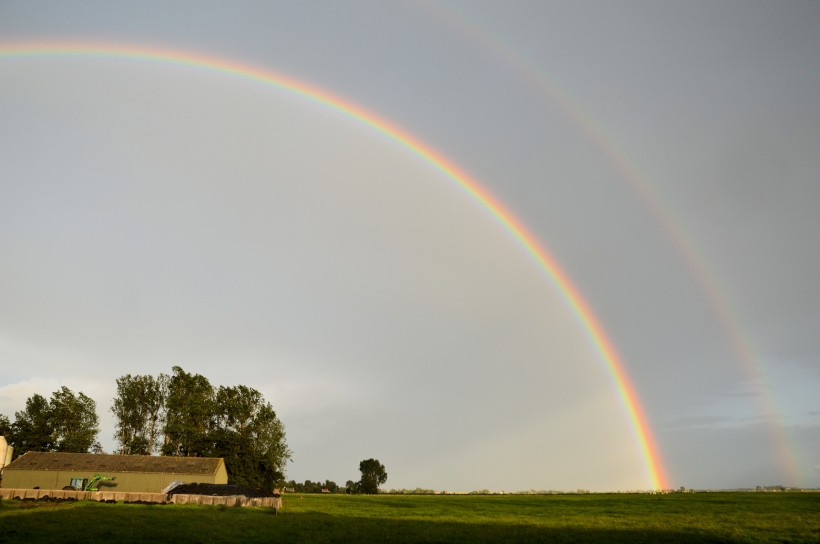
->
xmin=112 ymin=366 xmax=291 ymax=488
xmin=209 ymin=385 xmax=291 ymax=489
xmin=358 ymin=458 xmax=387 ymax=494
xmin=0 ymin=414 xmax=13 ymax=449
xmin=0 ymin=413 xmax=12 ymax=436
xmin=111 ymin=373 xmax=168 ymax=454
xmin=160 ymin=366 xmax=291 ymax=489
xmin=162 ymin=366 xmax=214 ymax=457
xmin=11 ymin=393 xmax=54 ymax=455
xmin=49 ymin=386 xmax=99 ymax=452
xmin=10 ymin=388 xmax=99 ymax=458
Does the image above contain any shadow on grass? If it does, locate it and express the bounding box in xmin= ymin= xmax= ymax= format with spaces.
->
xmin=0 ymin=501 xmax=750 ymax=544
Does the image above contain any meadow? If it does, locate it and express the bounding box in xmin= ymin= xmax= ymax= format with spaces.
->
xmin=1 ymin=491 xmax=818 ymax=543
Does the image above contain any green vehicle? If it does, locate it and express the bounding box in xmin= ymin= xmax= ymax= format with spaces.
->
xmin=67 ymin=474 xmax=116 ymax=491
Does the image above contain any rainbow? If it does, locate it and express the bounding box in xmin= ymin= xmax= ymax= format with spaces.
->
xmin=423 ymin=5 xmax=806 ymax=486
xmin=0 ymin=41 xmax=668 ymax=490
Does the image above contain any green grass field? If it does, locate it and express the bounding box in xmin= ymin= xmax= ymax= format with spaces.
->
xmin=1 ymin=492 xmax=818 ymax=543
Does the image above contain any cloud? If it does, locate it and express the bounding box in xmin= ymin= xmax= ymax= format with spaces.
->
xmin=2 ymin=2 xmax=820 ymax=490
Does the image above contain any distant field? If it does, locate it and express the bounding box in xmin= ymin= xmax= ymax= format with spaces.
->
xmin=1 ymin=491 xmax=818 ymax=543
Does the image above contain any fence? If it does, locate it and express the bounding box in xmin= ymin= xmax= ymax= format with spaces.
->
xmin=0 ymin=488 xmax=282 ymax=509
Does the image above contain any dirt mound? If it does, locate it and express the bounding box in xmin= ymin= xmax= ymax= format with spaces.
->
xmin=166 ymin=483 xmax=275 ymax=498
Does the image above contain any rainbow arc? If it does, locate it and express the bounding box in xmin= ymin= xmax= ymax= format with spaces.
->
xmin=0 ymin=41 xmax=668 ymax=490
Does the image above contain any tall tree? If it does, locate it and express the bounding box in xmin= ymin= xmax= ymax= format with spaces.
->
xmin=210 ymin=385 xmax=291 ymax=489
xmin=108 ymin=365 xmax=291 ymax=487
xmin=111 ymin=373 xmax=168 ymax=454
xmin=358 ymin=458 xmax=387 ymax=494
xmin=11 ymin=393 xmax=54 ymax=455
xmin=162 ymin=366 xmax=215 ymax=456
xmin=144 ymin=373 xmax=169 ymax=454
xmin=48 ymin=386 xmax=99 ymax=453
xmin=10 ymin=388 xmax=99 ymax=457
xmin=0 ymin=413 xmax=14 ymax=442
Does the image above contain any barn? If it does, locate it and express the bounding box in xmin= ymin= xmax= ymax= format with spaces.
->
xmin=2 ymin=451 xmax=227 ymax=493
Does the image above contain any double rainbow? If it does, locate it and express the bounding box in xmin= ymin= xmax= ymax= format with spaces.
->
xmin=0 ymin=41 xmax=668 ymax=490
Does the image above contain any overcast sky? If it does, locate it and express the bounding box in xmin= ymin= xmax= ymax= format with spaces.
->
xmin=1 ymin=1 xmax=818 ymax=492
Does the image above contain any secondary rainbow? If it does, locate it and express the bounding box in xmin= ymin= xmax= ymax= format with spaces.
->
xmin=425 ymin=6 xmax=806 ymax=486
xmin=0 ymin=41 xmax=668 ymax=490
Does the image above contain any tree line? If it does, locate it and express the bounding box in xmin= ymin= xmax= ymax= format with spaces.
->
xmin=0 ymin=366 xmax=291 ymax=490
xmin=285 ymin=459 xmax=387 ymax=494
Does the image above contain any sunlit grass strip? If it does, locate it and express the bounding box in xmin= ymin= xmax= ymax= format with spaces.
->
xmin=1 ymin=492 xmax=818 ymax=543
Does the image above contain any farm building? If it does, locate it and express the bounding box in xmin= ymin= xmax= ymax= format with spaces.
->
xmin=0 ymin=436 xmax=13 ymax=470
xmin=2 ymin=451 xmax=227 ymax=493
xmin=0 ymin=436 xmax=13 ymax=486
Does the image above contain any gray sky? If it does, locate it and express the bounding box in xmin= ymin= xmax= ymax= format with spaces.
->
xmin=1 ymin=0 xmax=818 ymax=491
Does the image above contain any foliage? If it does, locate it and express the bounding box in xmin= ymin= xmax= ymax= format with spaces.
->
xmin=6 ymin=387 xmax=99 ymax=458
xmin=358 ymin=458 xmax=387 ymax=494
xmin=110 ymin=366 xmax=290 ymax=489
xmin=0 ymin=414 xmax=11 ymax=440
xmin=210 ymin=385 xmax=291 ymax=489
xmin=10 ymin=394 xmax=53 ymax=455
xmin=285 ymin=479 xmax=342 ymax=493
xmin=0 ymin=492 xmax=818 ymax=543
xmin=2 ymin=366 xmax=289 ymax=488
xmin=163 ymin=366 xmax=215 ymax=457
xmin=48 ymin=387 xmax=99 ymax=453
xmin=111 ymin=373 xmax=168 ymax=455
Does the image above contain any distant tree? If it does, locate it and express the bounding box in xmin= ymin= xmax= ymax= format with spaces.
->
xmin=358 ymin=458 xmax=387 ymax=494
xmin=49 ymin=386 xmax=99 ymax=453
xmin=111 ymin=373 xmax=168 ymax=455
xmin=162 ymin=366 xmax=214 ymax=456
xmin=345 ymin=480 xmax=358 ymax=494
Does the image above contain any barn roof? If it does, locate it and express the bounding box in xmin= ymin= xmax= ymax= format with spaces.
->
xmin=5 ymin=452 xmax=223 ymax=475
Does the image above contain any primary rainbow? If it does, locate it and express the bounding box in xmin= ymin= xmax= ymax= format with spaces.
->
xmin=0 ymin=41 xmax=668 ymax=490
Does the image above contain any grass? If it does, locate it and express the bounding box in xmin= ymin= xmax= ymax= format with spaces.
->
xmin=1 ymin=492 xmax=818 ymax=543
